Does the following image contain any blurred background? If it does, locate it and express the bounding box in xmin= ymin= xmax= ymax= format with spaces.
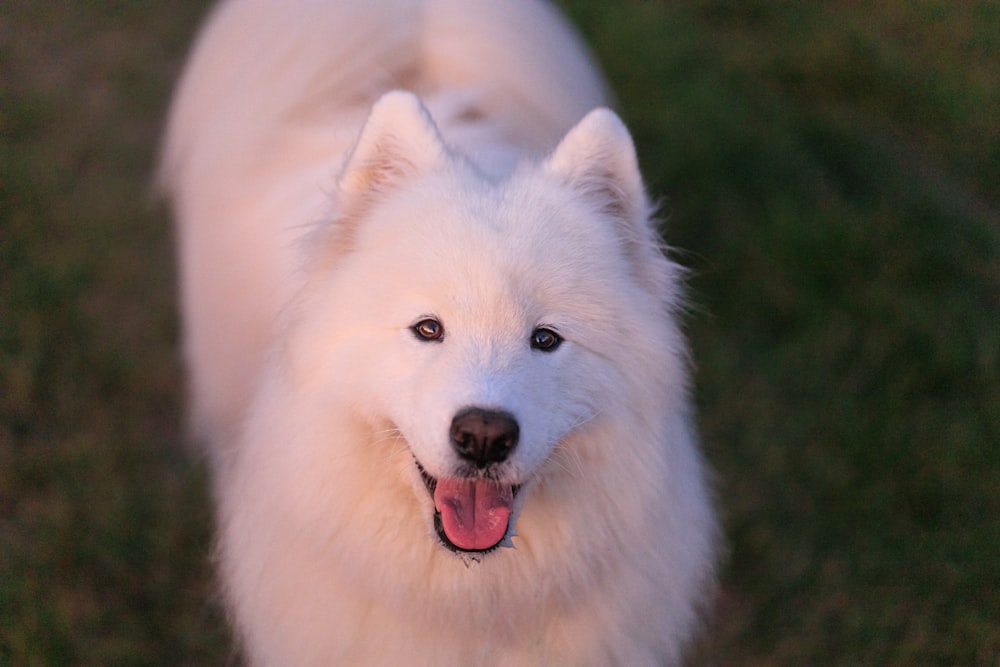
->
xmin=2 ymin=1 xmax=997 ymax=664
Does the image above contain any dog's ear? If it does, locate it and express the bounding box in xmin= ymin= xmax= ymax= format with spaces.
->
xmin=338 ymin=90 xmax=448 ymax=212
xmin=546 ymin=109 xmax=675 ymax=295
xmin=544 ymin=108 xmax=650 ymax=226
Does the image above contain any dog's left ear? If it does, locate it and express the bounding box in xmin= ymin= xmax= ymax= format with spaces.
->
xmin=544 ymin=108 xmax=650 ymax=226
xmin=546 ymin=109 xmax=674 ymax=294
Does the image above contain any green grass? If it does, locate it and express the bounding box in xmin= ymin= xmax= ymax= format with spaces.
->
xmin=2 ymin=1 xmax=998 ymax=664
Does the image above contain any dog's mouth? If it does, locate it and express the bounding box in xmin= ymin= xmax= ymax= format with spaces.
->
xmin=415 ymin=461 xmax=521 ymax=554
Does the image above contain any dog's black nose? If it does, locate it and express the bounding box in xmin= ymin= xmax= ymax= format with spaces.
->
xmin=449 ymin=408 xmax=519 ymax=467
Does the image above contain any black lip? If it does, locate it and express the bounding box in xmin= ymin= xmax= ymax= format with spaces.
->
xmin=414 ymin=459 xmax=520 ymax=555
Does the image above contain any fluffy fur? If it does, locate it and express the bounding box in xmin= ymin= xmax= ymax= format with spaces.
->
xmin=160 ymin=0 xmax=718 ymax=664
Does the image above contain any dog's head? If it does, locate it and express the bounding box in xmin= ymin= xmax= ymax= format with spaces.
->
xmin=289 ymin=91 xmax=683 ymax=557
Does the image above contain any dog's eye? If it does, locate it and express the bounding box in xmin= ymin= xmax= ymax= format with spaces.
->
xmin=530 ymin=327 xmax=562 ymax=352
xmin=412 ymin=318 xmax=444 ymax=342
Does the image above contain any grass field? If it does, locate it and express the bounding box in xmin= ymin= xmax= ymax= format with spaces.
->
xmin=2 ymin=1 xmax=998 ymax=664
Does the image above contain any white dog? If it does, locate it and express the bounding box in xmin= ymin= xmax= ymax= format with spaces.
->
xmin=160 ymin=0 xmax=719 ymax=664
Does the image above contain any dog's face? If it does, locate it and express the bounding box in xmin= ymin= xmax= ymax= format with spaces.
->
xmin=339 ymin=181 xmax=617 ymax=555
xmin=293 ymin=92 xmax=673 ymax=556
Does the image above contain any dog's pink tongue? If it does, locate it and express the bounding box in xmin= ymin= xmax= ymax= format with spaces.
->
xmin=434 ymin=478 xmax=513 ymax=551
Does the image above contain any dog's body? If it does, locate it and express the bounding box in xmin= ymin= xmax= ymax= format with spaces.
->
xmin=161 ymin=1 xmax=718 ymax=664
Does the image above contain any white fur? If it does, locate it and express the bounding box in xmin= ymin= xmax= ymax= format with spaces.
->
xmin=161 ymin=1 xmax=718 ymax=665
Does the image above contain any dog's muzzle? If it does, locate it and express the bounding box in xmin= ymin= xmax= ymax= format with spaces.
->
xmin=419 ymin=408 xmax=522 ymax=554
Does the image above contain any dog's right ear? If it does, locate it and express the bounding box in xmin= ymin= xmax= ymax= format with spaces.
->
xmin=337 ymin=90 xmax=448 ymax=211
xmin=308 ymin=91 xmax=447 ymax=266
